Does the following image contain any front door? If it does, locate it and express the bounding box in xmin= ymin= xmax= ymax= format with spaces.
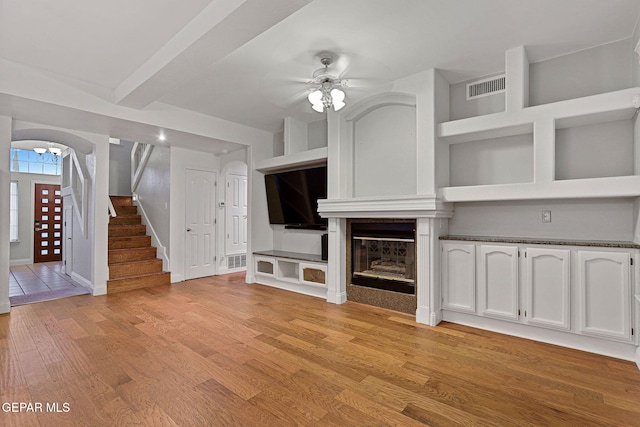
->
xmin=34 ymin=183 xmax=63 ymax=263
xmin=185 ymin=169 xmax=217 ymax=280
xmin=225 ymin=173 xmax=247 ymax=256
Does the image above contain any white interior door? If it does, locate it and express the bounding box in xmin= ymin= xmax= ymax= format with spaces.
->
xmin=226 ymin=173 xmax=247 ymax=255
xmin=185 ymin=169 xmax=217 ymax=280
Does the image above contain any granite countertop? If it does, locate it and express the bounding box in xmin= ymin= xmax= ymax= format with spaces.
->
xmin=439 ymin=235 xmax=640 ymax=249
xmin=253 ymin=250 xmax=327 ymax=263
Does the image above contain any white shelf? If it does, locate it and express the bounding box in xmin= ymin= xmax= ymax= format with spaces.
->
xmin=255 ymin=147 xmax=327 ymax=173
xmin=439 ymin=86 xmax=640 ymax=202
xmin=439 ymin=88 xmax=638 ymax=144
xmin=440 ymin=175 xmax=640 ymax=202
xmin=253 ymin=253 xmax=327 ymax=299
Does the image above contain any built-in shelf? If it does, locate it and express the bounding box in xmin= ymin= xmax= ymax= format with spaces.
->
xmin=440 ymin=175 xmax=640 ymax=202
xmin=255 ymin=147 xmax=327 ymax=173
xmin=439 ymin=88 xmax=638 ymax=144
xmin=253 ymin=250 xmax=327 ymax=298
xmin=438 ymin=87 xmax=640 ymax=202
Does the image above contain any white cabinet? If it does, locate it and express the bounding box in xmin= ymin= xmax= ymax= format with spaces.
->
xmin=578 ymin=250 xmax=632 ymax=342
xmin=441 ymin=239 xmax=637 ymax=348
xmin=524 ymin=248 xmax=571 ymax=331
xmin=441 ymin=242 xmax=476 ymax=313
xmin=254 ymin=252 xmax=327 ymax=299
xmin=479 ymin=245 xmax=519 ymax=321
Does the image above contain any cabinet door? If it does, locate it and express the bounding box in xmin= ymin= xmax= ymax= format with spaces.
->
xmin=524 ymin=248 xmax=570 ymax=331
xmin=441 ymin=243 xmax=476 ymax=313
xmin=479 ymin=245 xmax=519 ymax=321
xmin=578 ymin=251 xmax=632 ymax=342
xmin=299 ymin=263 xmax=327 ymax=287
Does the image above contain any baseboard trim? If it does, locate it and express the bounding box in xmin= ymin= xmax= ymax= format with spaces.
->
xmin=9 ymin=258 xmax=31 ymax=266
xmin=70 ymin=272 xmax=93 ymax=290
xmin=0 ymin=299 xmax=10 ymax=314
xmin=443 ymin=310 xmax=638 ymax=363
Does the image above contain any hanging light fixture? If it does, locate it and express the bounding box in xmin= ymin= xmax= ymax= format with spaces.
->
xmin=307 ymin=53 xmax=347 ymax=113
xmin=33 ymin=143 xmax=63 ymax=160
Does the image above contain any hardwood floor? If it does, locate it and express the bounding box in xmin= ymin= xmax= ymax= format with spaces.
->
xmin=1 ymin=272 xmax=639 ymax=426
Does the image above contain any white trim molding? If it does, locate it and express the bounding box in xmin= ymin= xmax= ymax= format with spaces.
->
xmin=318 ymin=194 xmax=453 ymax=219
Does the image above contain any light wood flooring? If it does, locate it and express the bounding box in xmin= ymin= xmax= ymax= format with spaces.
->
xmin=1 ymin=272 xmax=639 ymax=426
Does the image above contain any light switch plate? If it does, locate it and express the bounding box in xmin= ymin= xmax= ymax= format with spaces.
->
xmin=542 ymin=210 xmax=552 ymax=223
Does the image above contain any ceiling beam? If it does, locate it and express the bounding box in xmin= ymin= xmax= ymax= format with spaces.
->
xmin=114 ymin=0 xmax=312 ymax=109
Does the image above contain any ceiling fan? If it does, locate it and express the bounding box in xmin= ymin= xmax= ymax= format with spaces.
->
xmin=306 ymin=52 xmax=349 ymax=113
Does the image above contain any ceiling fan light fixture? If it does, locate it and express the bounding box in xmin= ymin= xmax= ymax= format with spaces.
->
xmin=331 ymin=88 xmax=345 ymax=111
xmin=308 ymin=89 xmax=325 ymax=112
xmin=306 ymin=52 xmax=348 ymax=113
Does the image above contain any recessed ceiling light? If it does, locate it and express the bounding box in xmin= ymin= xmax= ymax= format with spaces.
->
xmin=158 ymin=133 xmax=166 ymax=142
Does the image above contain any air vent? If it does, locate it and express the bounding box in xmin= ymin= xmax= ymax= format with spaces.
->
xmin=227 ymin=254 xmax=247 ymax=269
xmin=466 ymin=75 xmax=506 ymax=100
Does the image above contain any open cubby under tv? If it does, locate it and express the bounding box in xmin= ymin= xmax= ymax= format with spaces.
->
xmin=284 ymin=224 xmax=327 ymax=230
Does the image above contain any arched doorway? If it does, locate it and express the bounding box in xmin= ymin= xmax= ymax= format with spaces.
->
xmin=1 ymin=124 xmax=110 ymax=311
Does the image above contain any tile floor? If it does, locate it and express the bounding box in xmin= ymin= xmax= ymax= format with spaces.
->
xmin=9 ymin=261 xmax=88 ymax=298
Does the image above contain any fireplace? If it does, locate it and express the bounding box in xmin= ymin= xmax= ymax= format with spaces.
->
xmin=347 ymin=220 xmax=417 ymax=313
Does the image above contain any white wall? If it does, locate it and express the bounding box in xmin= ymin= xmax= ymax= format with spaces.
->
xmin=450 ymin=73 xmax=506 ymax=120
xmin=449 ymin=134 xmax=533 ymax=186
xmin=108 ymin=139 xmax=133 ymax=196
xmin=354 ymin=104 xmax=416 ymax=197
xmin=0 ymin=116 xmax=12 ymax=313
xmin=9 ymin=172 xmax=61 ymax=264
xmin=136 ymin=145 xmax=171 ymax=259
xmin=556 ymin=119 xmax=634 ymax=180
xmin=308 ymin=119 xmax=328 ymax=150
xmin=272 ymin=226 xmax=324 ymax=255
xmin=529 ymin=39 xmax=632 ymax=106
xmin=449 ymin=198 xmax=635 ymax=241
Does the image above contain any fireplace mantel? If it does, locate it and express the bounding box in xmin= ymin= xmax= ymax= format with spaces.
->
xmin=318 ymin=195 xmax=453 ymax=219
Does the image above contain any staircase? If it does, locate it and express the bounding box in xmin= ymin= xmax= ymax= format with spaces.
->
xmin=108 ymin=196 xmax=170 ymax=293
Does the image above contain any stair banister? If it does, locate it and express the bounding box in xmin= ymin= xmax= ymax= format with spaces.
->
xmin=61 ymin=148 xmax=88 ymax=239
xmin=131 ymin=142 xmax=154 ymax=194
xmin=108 ymin=197 xmax=117 ymax=218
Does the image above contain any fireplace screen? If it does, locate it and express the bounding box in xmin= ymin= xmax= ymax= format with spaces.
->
xmin=352 ymin=234 xmax=416 ymax=294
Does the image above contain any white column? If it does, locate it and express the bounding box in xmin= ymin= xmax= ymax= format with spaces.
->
xmin=415 ymin=217 xmax=432 ymax=324
xmin=92 ymin=136 xmax=110 ymax=295
xmin=0 ymin=116 xmax=11 ymax=313
xmin=325 ymin=109 xmax=348 ymax=304
xmin=534 ymin=119 xmax=555 ymax=184
xmin=326 ymin=217 xmax=346 ymax=304
xmin=505 ymin=46 xmax=529 ymax=112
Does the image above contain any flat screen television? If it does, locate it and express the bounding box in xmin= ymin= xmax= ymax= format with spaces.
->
xmin=264 ymin=166 xmax=327 ymax=229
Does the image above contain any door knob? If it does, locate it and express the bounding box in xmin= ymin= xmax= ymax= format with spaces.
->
xmin=186 ymin=228 xmax=192 ymax=232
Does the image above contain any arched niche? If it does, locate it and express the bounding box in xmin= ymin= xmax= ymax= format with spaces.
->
xmin=345 ymin=92 xmax=417 ymax=198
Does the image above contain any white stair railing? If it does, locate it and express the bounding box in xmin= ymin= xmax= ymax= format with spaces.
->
xmin=108 ymin=196 xmax=117 ymax=218
xmin=131 ymin=142 xmax=154 ymax=194
xmin=61 ymin=149 xmax=88 ymax=238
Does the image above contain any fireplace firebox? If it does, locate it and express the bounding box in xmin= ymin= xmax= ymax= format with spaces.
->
xmin=350 ymin=222 xmax=416 ymax=295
